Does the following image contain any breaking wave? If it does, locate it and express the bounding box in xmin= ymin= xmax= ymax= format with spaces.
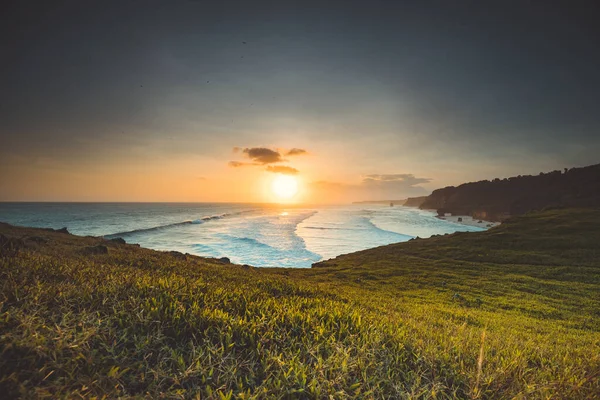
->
xmin=104 ymin=210 xmax=256 ymax=238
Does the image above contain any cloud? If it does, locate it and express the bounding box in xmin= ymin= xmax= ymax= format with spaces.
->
xmin=266 ymin=165 xmax=299 ymax=175
xmin=230 ymin=146 xmax=309 ymax=164
xmin=228 ymin=161 xmax=257 ymax=167
xmin=229 ymin=146 xmax=307 ymax=171
xmin=362 ymin=174 xmax=431 ymax=186
xmin=310 ymin=173 xmax=431 ymax=202
xmin=242 ymin=147 xmax=283 ymax=164
xmin=286 ymin=148 xmax=308 ymax=156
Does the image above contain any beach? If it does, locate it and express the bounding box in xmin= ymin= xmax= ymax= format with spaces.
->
xmin=0 ymin=203 xmax=488 ymax=268
xmin=1 ymin=208 xmax=598 ymax=398
xmin=435 ymin=214 xmax=501 ymax=229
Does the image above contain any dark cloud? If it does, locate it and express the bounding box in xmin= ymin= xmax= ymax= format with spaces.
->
xmin=286 ymin=148 xmax=308 ymax=156
xmin=242 ymin=147 xmax=283 ymax=164
xmin=229 ymin=146 xmax=307 ymax=171
xmin=266 ymin=165 xmax=299 ymax=175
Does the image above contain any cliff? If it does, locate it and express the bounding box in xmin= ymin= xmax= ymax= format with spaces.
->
xmin=419 ymin=163 xmax=600 ymax=221
xmin=402 ymin=196 xmax=429 ymax=207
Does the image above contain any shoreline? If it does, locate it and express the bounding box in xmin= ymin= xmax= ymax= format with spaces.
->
xmin=435 ymin=214 xmax=501 ymax=229
xmin=403 ymin=205 xmax=501 ymax=229
xmin=2 ymin=209 xmax=598 ymax=398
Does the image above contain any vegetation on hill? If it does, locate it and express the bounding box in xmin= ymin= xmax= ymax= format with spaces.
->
xmin=413 ymin=163 xmax=600 ymax=221
xmin=1 ymin=208 xmax=599 ymax=399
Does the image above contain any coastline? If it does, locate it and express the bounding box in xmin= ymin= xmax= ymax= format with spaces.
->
xmin=403 ymin=205 xmax=501 ymax=229
xmin=1 ymin=210 xmax=598 ymax=398
xmin=435 ymin=214 xmax=501 ymax=228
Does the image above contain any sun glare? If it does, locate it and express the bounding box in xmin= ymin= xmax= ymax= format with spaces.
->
xmin=271 ymin=175 xmax=298 ymax=199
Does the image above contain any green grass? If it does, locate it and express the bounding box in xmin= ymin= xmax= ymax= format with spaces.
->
xmin=1 ymin=208 xmax=599 ymax=399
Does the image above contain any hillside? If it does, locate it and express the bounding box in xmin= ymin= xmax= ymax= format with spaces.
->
xmin=417 ymin=163 xmax=600 ymax=221
xmin=402 ymin=195 xmax=428 ymax=207
xmin=1 ymin=209 xmax=599 ymax=398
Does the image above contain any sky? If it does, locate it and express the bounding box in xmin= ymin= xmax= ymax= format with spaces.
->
xmin=1 ymin=0 xmax=599 ymax=203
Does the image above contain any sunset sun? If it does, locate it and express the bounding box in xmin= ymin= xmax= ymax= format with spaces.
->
xmin=271 ymin=175 xmax=298 ymax=199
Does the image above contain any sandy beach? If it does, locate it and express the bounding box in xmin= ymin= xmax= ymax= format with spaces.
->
xmin=436 ymin=214 xmax=501 ymax=229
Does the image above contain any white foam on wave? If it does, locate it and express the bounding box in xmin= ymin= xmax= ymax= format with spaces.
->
xmin=202 ymin=209 xmax=321 ymax=268
xmin=368 ymin=206 xmax=484 ymax=238
xmin=297 ymin=206 xmax=415 ymax=261
xmin=0 ymin=203 xmax=493 ymax=268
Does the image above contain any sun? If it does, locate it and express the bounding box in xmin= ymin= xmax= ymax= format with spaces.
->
xmin=271 ymin=175 xmax=298 ymax=199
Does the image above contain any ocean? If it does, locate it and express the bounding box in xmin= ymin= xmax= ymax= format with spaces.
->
xmin=0 ymin=203 xmax=485 ymax=268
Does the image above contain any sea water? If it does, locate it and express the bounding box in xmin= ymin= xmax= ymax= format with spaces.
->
xmin=0 ymin=203 xmax=485 ymax=268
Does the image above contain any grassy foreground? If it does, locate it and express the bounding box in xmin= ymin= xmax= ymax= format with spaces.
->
xmin=1 ymin=209 xmax=599 ymax=399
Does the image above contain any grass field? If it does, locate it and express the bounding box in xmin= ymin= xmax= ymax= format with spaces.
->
xmin=1 ymin=208 xmax=599 ymax=399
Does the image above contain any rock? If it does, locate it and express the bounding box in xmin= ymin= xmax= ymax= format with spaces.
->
xmin=27 ymin=236 xmax=48 ymax=243
xmin=169 ymin=251 xmax=187 ymax=260
xmin=110 ymin=237 xmax=126 ymax=244
xmin=312 ymin=260 xmax=335 ymax=268
xmin=242 ymin=264 xmax=252 ymax=269
xmin=43 ymin=227 xmax=70 ymax=234
xmin=0 ymin=234 xmax=23 ymax=257
xmin=82 ymin=245 xmax=108 ymax=255
xmin=219 ymin=257 xmax=231 ymax=264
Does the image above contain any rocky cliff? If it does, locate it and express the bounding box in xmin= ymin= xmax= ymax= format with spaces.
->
xmin=418 ymin=163 xmax=600 ymax=221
